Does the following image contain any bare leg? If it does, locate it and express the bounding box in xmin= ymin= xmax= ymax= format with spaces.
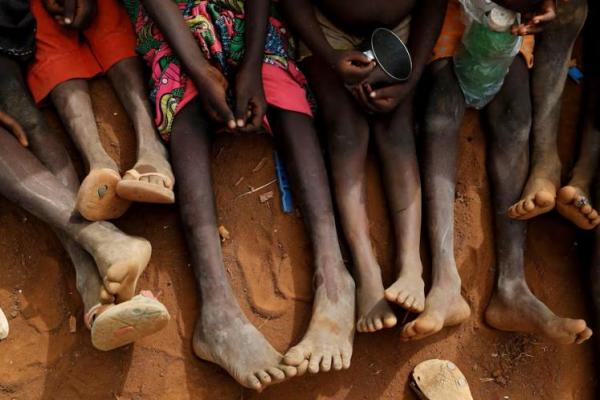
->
xmin=509 ymin=0 xmax=588 ymax=220
xmin=401 ymin=59 xmax=471 ymax=341
xmin=302 ymin=56 xmax=396 ymax=334
xmin=50 ymin=79 xmax=130 ymax=221
xmin=268 ymin=109 xmax=355 ymax=374
xmin=371 ymin=100 xmax=425 ymax=313
xmin=170 ymin=99 xmax=296 ymax=391
xmin=592 ymin=182 xmax=600 ymax=353
xmin=106 ymin=57 xmax=175 ymax=203
xmin=484 ymin=57 xmax=592 ymax=345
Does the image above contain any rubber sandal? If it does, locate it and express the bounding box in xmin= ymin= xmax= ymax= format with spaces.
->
xmin=76 ymin=168 xmax=131 ymax=221
xmin=86 ymin=291 xmax=170 ymax=351
xmin=0 ymin=307 xmax=8 ymax=340
xmin=410 ymin=359 xmax=473 ymax=400
xmin=116 ymin=169 xmax=175 ymax=204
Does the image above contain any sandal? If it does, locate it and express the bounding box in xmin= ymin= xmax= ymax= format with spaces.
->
xmin=116 ymin=169 xmax=175 ymax=204
xmin=410 ymin=359 xmax=473 ymax=400
xmin=0 ymin=306 xmax=8 ymax=340
xmin=85 ymin=291 xmax=170 ymax=351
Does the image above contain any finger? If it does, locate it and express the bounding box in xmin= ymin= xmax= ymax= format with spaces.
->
xmin=63 ymin=0 xmax=75 ymax=25
xmin=346 ymin=51 xmax=375 ymax=65
xmin=74 ymin=0 xmax=96 ymax=29
xmin=0 ymin=111 xmax=28 ymax=147
xmin=212 ymin=100 xmax=236 ymax=130
xmin=533 ymin=9 xmax=557 ymax=24
xmin=234 ymin=95 xmax=249 ymax=128
xmin=240 ymin=100 xmax=264 ymax=133
xmin=352 ymin=86 xmax=377 ymax=113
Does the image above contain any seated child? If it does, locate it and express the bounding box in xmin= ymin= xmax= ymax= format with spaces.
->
xmin=0 ymin=0 xmax=168 ymax=351
xmin=414 ymin=0 xmax=592 ymax=344
xmin=280 ymin=0 xmax=447 ymax=332
xmin=123 ymin=0 xmax=355 ymax=390
xmin=27 ymin=0 xmax=175 ymax=221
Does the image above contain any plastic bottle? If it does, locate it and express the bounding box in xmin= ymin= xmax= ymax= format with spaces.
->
xmin=454 ymin=2 xmax=522 ymax=109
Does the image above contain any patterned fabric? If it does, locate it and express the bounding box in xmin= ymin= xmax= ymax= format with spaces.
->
xmin=122 ymin=0 xmax=308 ymax=139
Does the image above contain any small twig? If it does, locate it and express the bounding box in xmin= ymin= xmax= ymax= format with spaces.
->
xmin=235 ymin=179 xmax=277 ymax=199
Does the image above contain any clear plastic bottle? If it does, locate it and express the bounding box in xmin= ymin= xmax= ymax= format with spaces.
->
xmin=454 ymin=4 xmax=521 ymax=109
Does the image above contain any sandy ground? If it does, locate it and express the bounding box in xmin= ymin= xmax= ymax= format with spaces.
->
xmin=0 ymin=76 xmax=597 ymax=399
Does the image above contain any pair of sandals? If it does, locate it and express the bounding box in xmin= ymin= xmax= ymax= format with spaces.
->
xmin=76 ymin=168 xmax=175 ymax=221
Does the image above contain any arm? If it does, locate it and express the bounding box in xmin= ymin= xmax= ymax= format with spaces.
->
xmin=280 ymin=0 xmax=374 ymax=84
xmin=44 ymin=0 xmax=96 ymax=29
xmin=141 ymin=0 xmax=236 ymax=128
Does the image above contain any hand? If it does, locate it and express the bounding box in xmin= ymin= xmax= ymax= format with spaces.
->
xmin=44 ymin=0 xmax=97 ymax=29
xmin=196 ymin=65 xmax=237 ymax=130
xmin=328 ymin=50 xmax=376 ymax=86
xmin=352 ymin=82 xmax=412 ymax=114
xmin=0 ymin=111 xmax=28 ymax=147
xmin=512 ymin=0 xmax=562 ymax=35
xmin=234 ymin=66 xmax=267 ymax=133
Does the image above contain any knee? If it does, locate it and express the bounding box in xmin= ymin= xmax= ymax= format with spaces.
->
xmin=492 ymin=106 xmax=531 ymax=146
xmin=325 ymin=111 xmax=369 ymax=155
xmin=423 ymin=107 xmax=463 ymax=140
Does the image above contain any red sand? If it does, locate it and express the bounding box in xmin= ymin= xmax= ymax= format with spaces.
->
xmin=0 ymin=78 xmax=597 ymax=399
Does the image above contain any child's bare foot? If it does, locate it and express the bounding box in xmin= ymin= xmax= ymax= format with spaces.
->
xmin=384 ymin=262 xmax=425 ymax=313
xmin=356 ymin=274 xmax=397 ymax=333
xmin=401 ymin=284 xmax=471 ymax=341
xmin=193 ymin=305 xmax=296 ymax=391
xmin=508 ymin=176 xmax=556 ymax=220
xmin=116 ymin=149 xmax=175 ymax=204
xmin=485 ymin=282 xmax=593 ymax=344
xmin=284 ymin=265 xmax=355 ymax=374
xmin=77 ymin=168 xmax=131 ymax=221
xmin=557 ymin=185 xmax=600 ymax=230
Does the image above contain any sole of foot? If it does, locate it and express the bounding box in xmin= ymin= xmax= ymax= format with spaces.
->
xmin=284 ymin=271 xmax=355 ymax=374
xmin=557 ymin=186 xmax=600 ymax=230
xmin=384 ymin=272 xmax=425 ymax=313
xmin=95 ymin=236 xmax=152 ymax=303
xmin=508 ymin=186 xmax=556 ymax=220
xmin=116 ymin=167 xmax=175 ymax=204
xmin=356 ymin=294 xmax=397 ymax=333
xmin=193 ymin=312 xmax=297 ymax=391
xmin=485 ymin=287 xmax=593 ymax=345
xmin=400 ymin=287 xmax=471 ymax=341
xmin=90 ymin=292 xmax=170 ymax=351
xmin=76 ymin=168 xmax=131 ymax=221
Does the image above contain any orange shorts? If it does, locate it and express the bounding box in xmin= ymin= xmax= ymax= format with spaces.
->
xmin=27 ymin=0 xmax=137 ymax=103
xmin=430 ymin=0 xmax=535 ymax=68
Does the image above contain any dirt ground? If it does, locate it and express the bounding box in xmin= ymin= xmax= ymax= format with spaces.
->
xmin=0 ymin=74 xmax=598 ymax=399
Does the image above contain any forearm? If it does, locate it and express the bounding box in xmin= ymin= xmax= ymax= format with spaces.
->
xmin=140 ymin=0 xmax=210 ymax=83
xmin=405 ymin=0 xmax=448 ymax=86
xmin=242 ymin=0 xmax=270 ymax=73
xmin=280 ymin=0 xmax=336 ymax=64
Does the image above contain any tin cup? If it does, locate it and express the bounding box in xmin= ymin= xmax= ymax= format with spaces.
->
xmin=361 ymin=27 xmax=412 ymax=88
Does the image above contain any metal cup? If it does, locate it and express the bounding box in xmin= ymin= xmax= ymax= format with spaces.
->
xmin=361 ymin=27 xmax=412 ymax=88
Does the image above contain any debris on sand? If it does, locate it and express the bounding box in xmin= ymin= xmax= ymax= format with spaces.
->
xmin=235 ymin=179 xmax=277 ymax=199
xmin=69 ymin=315 xmax=77 ymax=333
xmin=218 ymin=225 xmax=231 ymax=242
xmin=252 ymin=157 xmax=268 ymax=173
xmin=259 ymin=191 xmax=274 ymax=203
xmin=0 ymin=307 xmax=8 ymax=340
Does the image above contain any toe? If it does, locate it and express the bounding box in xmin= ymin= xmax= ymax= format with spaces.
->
xmin=266 ymin=367 xmax=285 ymax=382
xmin=383 ymin=313 xmax=398 ymax=328
xmin=576 ymin=327 xmax=593 ymax=344
xmin=366 ymin=319 xmax=376 ymax=332
xmin=404 ymin=297 xmax=416 ymax=311
xmin=296 ymin=360 xmax=309 ymax=376
xmin=396 ymin=291 xmax=409 ymax=305
xmin=256 ymin=370 xmax=272 ymax=386
xmin=280 ymin=364 xmax=298 ymax=378
xmin=515 ymin=200 xmax=527 ymax=216
xmin=534 ymin=191 xmax=555 ymax=207
xmin=356 ymin=319 xmax=367 ymax=333
xmin=308 ymin=354 xmax=323 ymax=374
xmin=373 ymin=318 xmax=383 ymax=331
xmin=523 ymin=199 xmax=535 ymax=212
xmin=332 ymin=353 xmax=343 ymax=371
xmin=245 ymin=375 xmax=262 ymax=391
xmin=284 ymin=346 xmax=307 ymax=366
xmin=581 ymin=204 xmax=592 ymax=214
xmin=341 ymin=350 xmax=352 ymax=369
xmin=320 ymin=355 xmax=333 ymax=372
xmin=588 ymin=210 xmax=598 ymax=220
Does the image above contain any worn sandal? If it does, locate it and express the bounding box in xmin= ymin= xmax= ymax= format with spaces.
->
xmin=0 ymin=306 xmax=8 ymax=340
xmin=86 ymin=291 xmax=170 ymax=351
xmin=410 ymin=359 xmax=473 ymax=400
xmin=116 ymin=169 xmax=175 ymax=204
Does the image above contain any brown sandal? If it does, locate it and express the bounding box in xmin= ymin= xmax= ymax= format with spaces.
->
xmin=410 ymin=359 xmax=473 ymax=400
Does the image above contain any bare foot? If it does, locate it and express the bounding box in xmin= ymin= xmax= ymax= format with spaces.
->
xmin=356 ymin=275 xmax=397 ymax=333
xmin=193 ymin=305 xmax=296 ymax=391
xmin=76 ymin=168 xmax=131 ymax=221
xmin=284 ymin=267 xmax=355 ymax=374
xmin=116 ymin=149 xmax=175 ymax=204
xmin=384 ymin=266 xmax=425 ymax=313
xmin=485 ymin=282 xmax=593 ymax=344
xmin=401 ymin=285 xmax=471 ymax=341
xmin=557 ymin=186 xmax=600 ymax=230
xmin=508 ymin=177 xmax=556 ymax=220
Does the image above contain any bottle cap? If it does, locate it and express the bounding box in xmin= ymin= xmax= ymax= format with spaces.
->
xmin=487 ymin=7 xmax=516 ymax=31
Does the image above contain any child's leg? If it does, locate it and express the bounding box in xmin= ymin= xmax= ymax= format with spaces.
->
xmin=106 ymin=57 xmax=175 ymax=202
xmin=371 ymin=98 xmax=425 ymax=313
xmin=268 ymin=108 xmax=354 ymax=373
xmin=302 ymin=56 xmax=397 ymax=335
xmin=509 ymin=0 xmax=588 ymax=220
xmin=169 ymin=99 xmax=296 ymax=391
xmin=0 ymin=55 xmax=103 ymax=312
xmin=401 ymin=59 xmax=471 ymax=341
xmin=557 ymin=75 xmax=600 ymax=229
xmin=484 ymin=56 xmax=592 ymax=345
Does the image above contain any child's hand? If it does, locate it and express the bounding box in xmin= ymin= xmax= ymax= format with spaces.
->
xmin=197 ymin=65 xmax=237 ymax=130
xmin=44 ymin=0 xmax=96 ymax=29
xmin=0 ymin=110 xmax=28 ymax=147
xmin=512 ymin=0 xmax=561 ymax=35
xmin=329 ymin=50 xmax=376 ymax=86
xmin=352 ymin=82 xmax=411 ymax=114
xmin=234 ymin=67 xmax=267 ymax=133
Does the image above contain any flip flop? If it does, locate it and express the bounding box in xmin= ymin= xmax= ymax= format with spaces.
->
xmin=410 ymin=359 xmax=474 ymax=400
xmin=116 ymin=169 xmax=175 ymax=204
xmin=76 ymin=168 xmax=131 ymax=221
xmin=86 ymin=291 xmax=170 ymax=351
xmin=0 ymin=307 xmax=8 ymax=340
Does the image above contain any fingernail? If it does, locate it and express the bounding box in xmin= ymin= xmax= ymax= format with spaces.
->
xmin=64 ymin=18 xmax=72 ymax=24
xmin=236 ymin=119 xmax=244 ymax=127
xmin=370 ymin=92 xmax=376 ymax=98
xmin=228 ymin=120 xmax=236 ymax=129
